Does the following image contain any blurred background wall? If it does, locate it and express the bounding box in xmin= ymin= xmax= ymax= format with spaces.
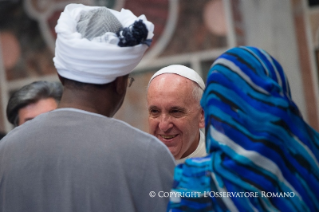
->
xmin=0 ymin=0 xmax=319 ymax=133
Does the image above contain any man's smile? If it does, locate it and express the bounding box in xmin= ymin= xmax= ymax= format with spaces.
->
xmin=159 ymin=134 xmax=178 ymax=139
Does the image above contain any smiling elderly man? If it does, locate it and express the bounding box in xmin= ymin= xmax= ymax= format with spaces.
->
xmin=147 ymin=65 xmax=207 ymax=164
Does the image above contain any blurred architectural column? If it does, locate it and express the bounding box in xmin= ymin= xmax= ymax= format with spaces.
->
xmin=240 ymin=0 xmax=319 ymax=129
xmin=0 ymin=36 xmax=10 ymax=132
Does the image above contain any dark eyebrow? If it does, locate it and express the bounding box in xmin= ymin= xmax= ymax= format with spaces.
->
xmin=170 ymin=106 xmax=185 ymax=111
xmin=148 ymin=106 xmax=159 ymax=110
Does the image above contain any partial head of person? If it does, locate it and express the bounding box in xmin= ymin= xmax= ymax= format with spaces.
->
xmin=54 ymin=4 xmax=153 ymax=117
xmin=168 ymin=46 xmax=319 ymax=211
xmin=147 ymin=65 xmax=205 ymax=160
xmin=0 ymin=131 xmax=6 ymax=140
xmin=6 ymin=81 xmax=62 ymax=126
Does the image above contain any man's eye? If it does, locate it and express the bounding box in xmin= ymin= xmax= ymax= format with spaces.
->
xmin=170 ymin=109 xmax=184 ymax=117
xmin=171 ymin=110 xmax=180 ymax=113
xmin=149 ymin=109 xmax=160 ymax=115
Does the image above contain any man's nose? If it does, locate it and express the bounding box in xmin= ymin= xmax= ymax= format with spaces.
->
xmin=158 ymin=115 xmax=173 ymax=132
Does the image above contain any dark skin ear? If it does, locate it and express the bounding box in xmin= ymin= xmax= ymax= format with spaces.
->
xmin=114 ymin=75 xmax=129 ymax=95
xmin=106 ymin=74 xmax=129 ymax=117
xmin=58 ymin=74 xmax=65 ymax=85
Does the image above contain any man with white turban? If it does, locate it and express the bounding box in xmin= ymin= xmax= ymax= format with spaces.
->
xmin=0 ymin=4 xmax=174 ymax=212
xmin=147 ymin=65 xmax=207 ymax=164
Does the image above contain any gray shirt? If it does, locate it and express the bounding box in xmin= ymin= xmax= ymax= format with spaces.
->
xmin=0 ymin=108 xmax=175 ymax=212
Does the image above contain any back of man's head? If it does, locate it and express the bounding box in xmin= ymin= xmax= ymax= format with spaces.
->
xmin=53 ymin=4 xmax=154 ymax=116
xmin=54 ymin=4 xmax=153 ymax=85
xmin=6 ymin=81 xmax=63 ymax=126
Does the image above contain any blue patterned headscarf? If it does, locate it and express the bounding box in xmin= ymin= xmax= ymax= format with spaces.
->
xmin=168 ymin=46 xmax=319 ymax=212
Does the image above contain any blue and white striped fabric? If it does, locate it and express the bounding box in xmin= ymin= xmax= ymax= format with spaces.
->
xmin=168 ymin=46 xmax=319 ymax=212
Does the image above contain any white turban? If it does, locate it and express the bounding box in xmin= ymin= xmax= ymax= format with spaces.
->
xmin=53 ymin=4 xmax=154 ymax=84
xmin=149 ymin=65 xmax=205 ymax=90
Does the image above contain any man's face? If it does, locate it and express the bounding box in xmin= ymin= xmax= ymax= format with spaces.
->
xmin=18 ymin=98 xmax=58 ymax=125
xmin=147 ymin=74 xmax=204 ymax=159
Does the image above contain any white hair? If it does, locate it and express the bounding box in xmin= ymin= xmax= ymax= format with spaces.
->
xmin=192 ymin=82 xmax=203 ymax=104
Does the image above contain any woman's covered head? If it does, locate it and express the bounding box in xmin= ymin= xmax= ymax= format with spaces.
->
xmin=201 ymin=46 xmax=303 ymax=154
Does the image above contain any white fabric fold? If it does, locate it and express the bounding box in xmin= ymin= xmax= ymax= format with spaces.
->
xmin=53 ymin=3 xmax=154 ymax=84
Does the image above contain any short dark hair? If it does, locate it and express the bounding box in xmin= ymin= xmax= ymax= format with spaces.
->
xmin=0 ymin=131 xmax=6 ymax=140
xmin=6 ymin=81 xmax=63 ymax=126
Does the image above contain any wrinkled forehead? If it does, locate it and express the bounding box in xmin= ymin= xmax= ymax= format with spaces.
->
xmin=147 ymin=74 xmax=202 ymax=110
